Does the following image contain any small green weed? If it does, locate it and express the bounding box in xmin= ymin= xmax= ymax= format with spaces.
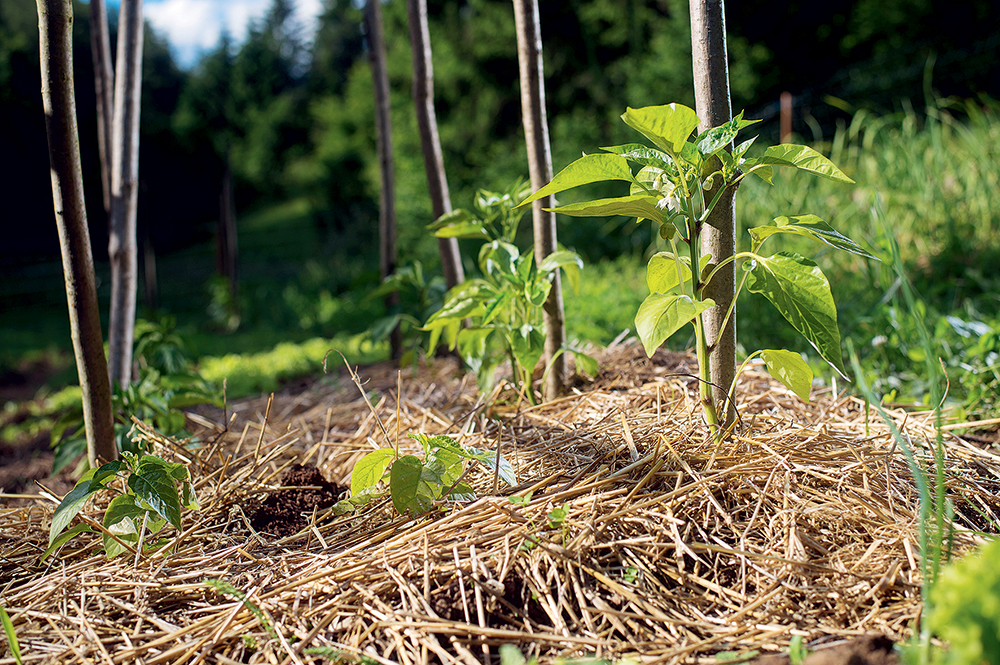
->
xmin=44 ymin=451 xmax=199 ymax=561
xmin=345 ymin=432 xmax=516 ymax=517
xmin=1 ymin=606 xmax=22 ymax=665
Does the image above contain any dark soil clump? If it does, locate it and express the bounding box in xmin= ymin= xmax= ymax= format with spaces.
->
xmin=248 ymin=464 xmax=344 ymax=537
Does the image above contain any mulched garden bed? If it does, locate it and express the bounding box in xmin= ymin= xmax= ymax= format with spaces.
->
xmin=2 ymin=340 xmax=999 ymax=664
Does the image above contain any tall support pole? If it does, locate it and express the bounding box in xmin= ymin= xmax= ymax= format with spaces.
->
xmin=514 ymin=0 xmax=566 ymax=401
xmin=37 ymin=0 xmax=117 ymax=466
xmin=690 ymin=0 xmax=737 ymax=428
xmin=407 ymin=0 xmax=465 ymax=289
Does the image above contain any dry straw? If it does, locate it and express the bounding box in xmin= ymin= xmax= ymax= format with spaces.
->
xmin=2 ymin=341 xmax=999 ymax=664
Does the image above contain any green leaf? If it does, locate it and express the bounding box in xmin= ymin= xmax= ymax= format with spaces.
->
xmin=518 ymin=153 xmax=635 ymax=208
xmin=746 ymin=253 xmax=848 ymax=378
xmin=539 ymin=248 xmax=583 ymax=293
xmin=538 ymin=250 xmax=584 ymax=277
xmin=467 ymin=447 xmax=518 ymax=486
xmin=748 ymin=215 xmax=880 ymax=260
xmin=128 ymin=461 xmax=183 ymax=530
xmin=482 ymin=292 xmax=512 ymax=325
xmin=424 ymin=445 xmax=465 ymax=488
xmin=600 ymin=143 xmax=673 ymax=170
xmin=40 ymin=523 xmax=94 ymax=563
xmin=389 ymin=455 xmax=438 ymax=515
xmin=48 ymin=461 xmax=122 ymax=546
xmin=621 ymin=104 xmax=700 ymax=155
xmin=694 ymin=111 xmax=759 ymax=156
xmin=646 ymin=253 xmax=711 ymax=295
xmin=428 ymin=213 xmax=490 ymax=240
xmin=351 ymin=448 xmax=397 ymax=495
xmin=646 ymin=252 xmax=693 ymax=294
xmin=570 ymin=348 xmax=599 ymax=377
xmin=102 ymin=494 xmax=167 ymax=558
xmin=759 ymin=350 xmax=814 ymax=402
xmin=0 ymin=606 xmax=22 ymax=665
xmin=181 ymin=481 xmax=200 ymax=511
xmin=510 ymin=324 xmax=546 ymax=377
xmin=634 ymin=294 xmax=715 ymax=357
xmin=743 ymin=145 xmax=854 ymax=183
xmin=549 ymin=195 xmax=665 ymax=223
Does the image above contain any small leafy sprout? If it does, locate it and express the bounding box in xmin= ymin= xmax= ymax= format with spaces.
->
xmin=424 ymin=180 xmax=597 ymax=403
xmin=368 ymin=260 xmax=448 ymax=366
xmin=518 ymin=103 xmax=877 ymax=434
xmin=44 ymin=451 xmax=198 ymax=561
xmin=1 ymin=606 xmax=23 ymax=665
xmin=787 ymin=635 xmax=810 ymax=665
xmin=344 ymin=433 xmax=517 ymax=517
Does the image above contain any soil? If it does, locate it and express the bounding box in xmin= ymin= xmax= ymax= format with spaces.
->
xmin=750 ymin=635 xmax=899 ymax=665
xmin=247 ymin=463 xmax=345 ymax=537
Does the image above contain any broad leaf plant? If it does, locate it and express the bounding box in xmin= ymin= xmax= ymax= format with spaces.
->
xmin=519 ymin=103 xmax=876 ymax=432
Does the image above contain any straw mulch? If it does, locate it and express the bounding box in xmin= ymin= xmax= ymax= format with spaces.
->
xmin=3 ymin=341 xmax=1000 ymax=665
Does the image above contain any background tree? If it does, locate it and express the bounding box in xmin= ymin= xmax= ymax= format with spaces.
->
xmin=36 ymin=0 xmax=116 ymax=466
xmin=106 ymin=0 xmax=144 ymax=387
xmin=690 ymin=0 xmax=736 ymax=428
xmin=366 ymin=0 xmax=401 ymax=359
xmin=88 ymin=0 xmax=113 ymax=217
xmin=513 ymin=0 xmax=565 ymax=400
xmin=406 ymin=0 xmax=464 ymax=289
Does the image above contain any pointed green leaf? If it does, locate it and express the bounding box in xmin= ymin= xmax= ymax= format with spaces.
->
xmin=538 ymin=250 xmax=584 ymax=276
xmin=102 ymin=494 xmax=167 ymax=558
xmin=467 ymin=447 xmax=518 ymax=486
xmin=428 ymin=209 xmax=490 ymax=239
xmin=128 ymin=465 xmax=182 ymax=530
xmin=539 ymin=249 xmax=583 ymax=293
xmin=646 ymin=252 xmax=692 ymax=294
xmin=518 ymin=153 xmax=635 ymax=208
xmin=510 ymin=324 xmax=545 ymax=376
xmin=748 ymin=215 xmax=879 ymax=259
xmin=746 ymin=253 xmax=848 ymax=378
xmin=634 ymin=294 xmax=715 ymax=357
xmin=181 ymin=481 xmax=200 ymax=511
xmin=424 ymin=445 xmax=465 ymax=488
xmin=549 ymin=195 xmax=664 ymax=223
xmin=1 ymin=606 xmax=21 ymax=665
xmin=482 ymin=292 xmax=512 ymax=325
xmin=621 ymin=104 xmax=700 ymax=155
xmin=695 ymin=111 xmax=759 ymax=156
xmin=389 ymin=455 xmax=437 ymax=515
xmin=759 ymin=350 xmax=814 ymax=402
xmin=48 ymin=461 xmax=122 ymax=546
xmin=351 ymin=448 xmax=397 ymax=495
xmin=571 ymin=348 xmax=599 ymax=377
xmin=600 ymin=143 xmax=674 ymax=170
xmin=744 ymin=145 xmax=854 ymax=183
xmin=430 ymin=219 xmax=490 ymax=240
xmin=646 ymin=252 xmax=710 ymax=294
xmin=40 ymin=523 xmax=95 ymax=563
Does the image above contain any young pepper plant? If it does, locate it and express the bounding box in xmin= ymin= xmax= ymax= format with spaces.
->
xmin=346 ymin=433 xmax=516 ymax=516
xmin=519 ymin=103 xmax=877 ymax=433
xmin=45 ymin=451 xmax=198 ymax=560
xmin=422 ymin=182 xmax=596 ymax=403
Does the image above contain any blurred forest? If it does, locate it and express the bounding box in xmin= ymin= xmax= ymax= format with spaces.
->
xmin=2 ymin=0 xmax=999 ymax=339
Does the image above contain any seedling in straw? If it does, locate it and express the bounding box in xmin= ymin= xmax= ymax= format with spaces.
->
xmin=519 ymin=103 xmax=877 ymax=435
xmin=45 ymin=450 xmax=198 ymax=561
xmin=325 ymin=351 xmax=516 ymax=517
